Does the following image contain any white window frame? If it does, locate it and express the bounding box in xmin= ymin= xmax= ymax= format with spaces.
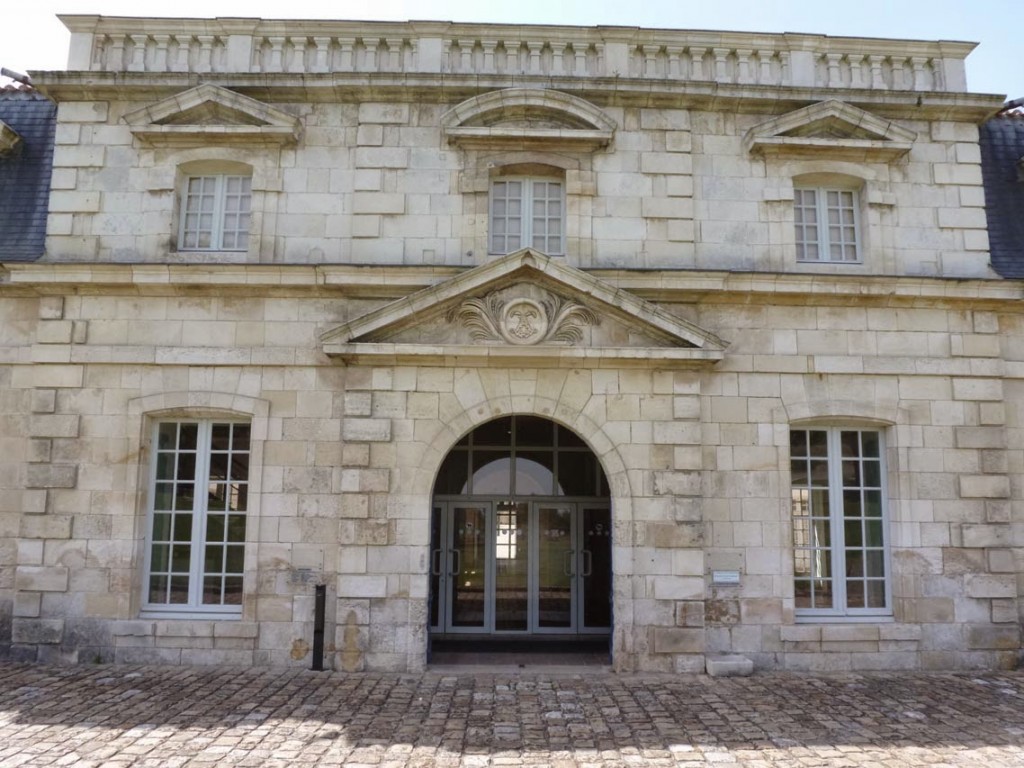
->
xmin=141 ymin=419 xmax=250 ymax=619
xmin=178 ymin=174 xmax=252 ymax=252
xmin=794 ymin=186 xmax=861 ymax=263
xmin=489 ymin=176 xmax=565 ymax=256
xmin=790 ymin=427 xmax=892 ymax=622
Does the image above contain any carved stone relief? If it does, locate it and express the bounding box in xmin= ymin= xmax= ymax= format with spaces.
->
xmin=447 ymin=286 xmax=599 ymax=346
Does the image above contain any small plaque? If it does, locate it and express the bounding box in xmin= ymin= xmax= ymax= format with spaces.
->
xmin=712 ymin=570 xmax=741 ymax=585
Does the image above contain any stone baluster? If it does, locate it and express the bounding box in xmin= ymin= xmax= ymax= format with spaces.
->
xmin=736 ymin=49 xmax=754 ymax=84
xmin=849 ymin=54 xmax=866 ymax=89
xmin=458 ymin=39 xmax=474 ymax=72
xmin=779 ymin=50 xmax=791 ymax=85
xmin=312 ymin=37 xmax=332 ymax=72
xmin=527 ymin=41 xmax=543 ymax=74
xmin=171 ymin=36 xmax=191 ymax=72
xmin=642 ymin=45 xmax=659 ymax=78
xmin=289 ymin=38 xmax=307 ymax=72
xmin=128 ymin=35 xmax=147 ymax=72
xmin=385 ymin=38 xmax=404 ymax=71
xmin=713 ymin=47 xmax=730 ymax=82
xmin=265 ymin=36 xmax=283 ymax=72
xmin=666 ymin=45 xmax=684 ymax=78
xmin=481 ymin=40 xmax=498 ymax=72
xmin=108 ymin=36 xmax=126 ymax=72
xmin=573 ymin=44 xmax=588 ymax=75
xmin=152 ymin=34 xmax=170 ymax=71
xmin=197 ymin=35 xmax=215 ymax=72
xmin=338 ymin=37 xmax=355 ymax=71
xmin=911 ymin=56 xmax=930 ymax=90
xmin=551 ymin=41 xmax=565 ymax=76
xmin=759 ymin=51 xmax=774 ymax=85
xmin=825 ymin=53 xmax=842 ymax=88
xmin=689 ymin=47 xmax=707 ymax=80
xmin=363 ymin=39 xmax=380 ymax=72
xmin=506 ymin=41 xmax=521 ymax=72
xmin=869 ymin=55 xmax=886 ymax=89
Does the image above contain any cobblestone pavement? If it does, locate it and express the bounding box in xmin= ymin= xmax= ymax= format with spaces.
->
xmin=1 ymin=663 xmax=1023 ymax=767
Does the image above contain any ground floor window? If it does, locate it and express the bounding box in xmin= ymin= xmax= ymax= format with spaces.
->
xmin=790 ymin=427 xmax=890 ymax=618
xmin=143 ymin=419 xmax=250 ymax=616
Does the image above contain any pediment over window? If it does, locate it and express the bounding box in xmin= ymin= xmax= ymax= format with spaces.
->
xmin=441 ymin=88 xmax=615 ymax=152
xmin=743 ymin=100 xmax=915 ymax=161
xmin=123 ymin=84 xmax=301 ymax=147
xmin=0 ymin=119 xmax=21 ymax=154
xmin=321 ymin=249 xmax=726 ymax=368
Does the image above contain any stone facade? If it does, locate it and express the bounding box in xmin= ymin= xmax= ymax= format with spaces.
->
xmin=0 ymin=15 xmax=1020 ymax=672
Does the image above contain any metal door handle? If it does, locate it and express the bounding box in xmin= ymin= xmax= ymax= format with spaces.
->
xmin=451 ymin=549 xmax=461 ymax=576
xmin=563 ymin=549 xmax=575 ymax=577
xmin=582 ymin=549 xmax=593 ymax=577
xmin=431 ymin=548 xmax=443 ymax=576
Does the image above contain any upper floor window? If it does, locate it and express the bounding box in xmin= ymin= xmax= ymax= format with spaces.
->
xmin=490 ymin=177 xmax=564 ymax=256
xmin=144 ymin=419 xmax=250 ymax=616
xmin=790 ymin=427 xmax=890 ymax=619
xmin=794 ymin=187 xmax=860 ymax=263
xmin=180 ymin=174 xmax=251 ymax=251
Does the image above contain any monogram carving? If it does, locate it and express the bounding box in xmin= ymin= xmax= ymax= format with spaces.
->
xmin=448 ymin=289 xmax=598 ymax=346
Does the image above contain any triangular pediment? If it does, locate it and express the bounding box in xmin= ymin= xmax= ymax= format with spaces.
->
xmin=321 ymin=249 xmax=726 ymax=368
xmin=123 ymin=84 xmax=301 ymax=146
xmin=744 ymin=100 xmax=915 ymax=161
xmin=441 ymin=89 xmax=616 ymax=152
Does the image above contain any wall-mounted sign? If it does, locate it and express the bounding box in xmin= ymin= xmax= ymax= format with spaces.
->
xmin=712 ymin=570 xmax=741 ymax=585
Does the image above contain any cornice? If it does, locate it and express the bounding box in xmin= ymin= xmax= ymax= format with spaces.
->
xmin=3 ymin=262 xmax=1022 ymax=307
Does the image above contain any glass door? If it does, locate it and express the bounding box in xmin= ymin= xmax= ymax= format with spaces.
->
xmin=445 ymin=504 xmax=490 ymax=633
xmin=535 ymin=504 xmax=576 ymax=632
xmin=578 ymin=506 xmax=612 ymax=633
xmin=493 ymin=501 xmax=530 ymax=631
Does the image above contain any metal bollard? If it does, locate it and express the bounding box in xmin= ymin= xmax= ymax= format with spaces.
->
xmin=312 ymin=583 xmax=326 ymax=671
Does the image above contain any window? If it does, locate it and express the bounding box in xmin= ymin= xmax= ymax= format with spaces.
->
xmin=144 ymin=420 xmax=250 ymax=615
xmin=179 ymin=175 xmax=251 ymax=251
xmin=794 ymin=187 xmax=859 ymax=262
xmin=490 ymin=178 xmax=564 ymax=255
xmin=790 ymin=427 xmax=890 ymax=618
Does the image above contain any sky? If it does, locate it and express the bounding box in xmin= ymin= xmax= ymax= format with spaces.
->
xmin=0 ymin=0 xmax=1020 ymax=99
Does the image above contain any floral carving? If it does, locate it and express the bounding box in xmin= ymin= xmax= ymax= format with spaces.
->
xmin=448 ymin=289 xmax=598 ymax=346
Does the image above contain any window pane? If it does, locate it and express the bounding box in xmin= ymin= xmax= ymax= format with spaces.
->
xmin=152 ymin=512 xmax=171 ymax=540
xmin=150 ymin=544 xmax=170 ymax=572
xmin=169 ymin=575 xmax=190 ymax=604
xmin=225 ymin=544 xmax=245 ymax=574
xmin=223 ymin=577 xmax=243 ymax=605
xmin=172 ymin=513 xmax=193 ymax=541
xmin=171 ymin=543 xmax=191 ymax=572
xmin=204 ymin=545 xmax=222 ymax=573
xmin=471 ymin=453 xmax=512 ymax=495
xmin=808 ymin=430 xmax=827 ymax=456
xmin=148 ymin=574 xmax=169 ymax=604
xmin=516 ymin=415 xmax=552 ymax=446
xmin=473 ymin=417 xmax=512 ymax=446
xmin=202 ymin=576 xmax=222 ymax=605
xmin=866 ymin=580 xmax=886 ymax=608
xmin=846 ymin=580 xmax=865 ymax=608
xmin=514 ymin=451 xmax=555 ymax=496
xmin=558 ymin=451 xmax=599 ymax=496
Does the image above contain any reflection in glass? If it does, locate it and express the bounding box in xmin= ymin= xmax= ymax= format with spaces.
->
xmin=471 ymin=453 xmax=511 ymax=495
xmin=538 ymin=506 xmax=572 ymax=628
xmin=514 ymin=452 xmax=554 ymax=495
xmin=494 ymin=503 xmax=529 ymax=631
xmin=450 ymin=507 xmax=487 ymax=628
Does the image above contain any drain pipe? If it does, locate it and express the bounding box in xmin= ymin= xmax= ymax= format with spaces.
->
xmin=311 ymin=583 xmax=326 ymax=671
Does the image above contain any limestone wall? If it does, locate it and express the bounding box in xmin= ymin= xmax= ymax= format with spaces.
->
xmin=42 ymin=98 xmax=994 ymax=278
xmin=2 ymin=274 xmax=1020 ymax=670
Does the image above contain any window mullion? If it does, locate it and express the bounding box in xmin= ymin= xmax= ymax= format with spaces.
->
xmin=827 ymin=429 xmax=846 ymax=612
xmin=212 ymin=176 xmax=226 ymax=250
xmin=817 ymin=193 xmax=830 ymax=263
xmin=189 ymin=422 xmax=211 ymax=607
xmin=522 ymin=179 xmax=533 ymax=248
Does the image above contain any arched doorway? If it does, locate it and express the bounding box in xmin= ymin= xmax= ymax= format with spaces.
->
xmin=429 ymin=415 xmax=612 ymax=653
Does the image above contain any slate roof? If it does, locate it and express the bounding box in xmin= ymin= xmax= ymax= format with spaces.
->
xmin=0 ymin=85 xmax=56 ymax=261
xmin=980 ymin=108 xmax=1024 ymax=279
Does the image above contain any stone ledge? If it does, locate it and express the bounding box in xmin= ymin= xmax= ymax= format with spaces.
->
xmin=706 ymin=654 xmax=754 ymax=677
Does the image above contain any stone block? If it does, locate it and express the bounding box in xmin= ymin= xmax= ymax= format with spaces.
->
xmin=780 ymin=625 xmax=820 ymax=642
xmin=961 ymin=524 xmax=1011 ymax=548
xmin=29 ymin=414 xmax=80 ymax=438
xmin=966 ymin=624 xmax=1020 ymax=650
xmin=11 ymin=618 xmax=64 ymax=644
xmin=15 ymin=566 xmax=69 ymax=592
xmin=706 ymin=654 xmax=754 ymax=677
xmin=14 ymin=593 xmax=41 ymax=618
xmin=965 ymin=573 xmax=1016 ymax=599
xmin=358 ymin=103 xmax=409 ymax=124
xmin=338 ymin=575 xmax=388 ymax=598
xmin=652 ymin=576 xmax=704 ymax=600
xmin=821 ymin=625 xmax=880 ymax=642
xmin=991 ymin=599 xmax=1018 ymax=624
xmin=342 ymin=418 xmax=392 ymax=442
xmin=958 ymin=475 xmax=1009 ymax=499
xmin=739 ymin=598 xmax=782 ymax=625
xmin=675 ymin=600 xmax=705 ymax=627
xmin=651 ymin=627 xmax=704 ymax=654
xmin=25 ymin=464 xmax=78 ymax=489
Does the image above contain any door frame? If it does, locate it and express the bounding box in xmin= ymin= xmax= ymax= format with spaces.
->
xmin=430 ymin=498 xmax=611 ymax=638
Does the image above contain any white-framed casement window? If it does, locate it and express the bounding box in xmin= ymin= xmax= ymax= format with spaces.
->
xmin=490 ymin=177 xmax=565 ymax=255
xmin=794 ymin=187 xmax=860 ymax=262
xmin=143 ymin=419 xmax=250 ymax=617
xmin=179 ymin=174 xmax=252 ymax=251
xmin=790 ymin=427 xmax=891 ymax=619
